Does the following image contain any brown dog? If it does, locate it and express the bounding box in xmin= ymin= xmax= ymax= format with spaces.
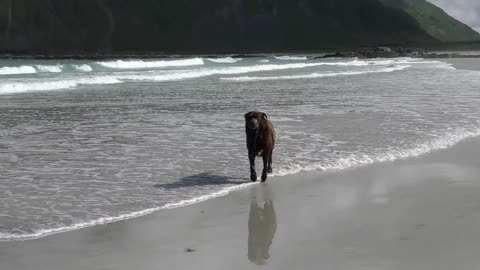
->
xmin=245 ymin=111 xmax=275 ymax=182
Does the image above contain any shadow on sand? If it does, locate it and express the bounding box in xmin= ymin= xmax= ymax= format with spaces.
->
xmin=153 ymin=172 xmax=250 ymax=189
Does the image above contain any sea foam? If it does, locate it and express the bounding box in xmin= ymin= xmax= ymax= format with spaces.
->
xmin=72 ymin=64 xmax=93 ymax=72
xmin=274 ymin=55 xmax=308 ymax=60
xmin=122 ymin=61 xmax=373 ymax=82
xmin=221 ymin=65 xmax=411 ymax=82
xmin=1 ymin=126 xmax=478 ymax=242
xmin=0 ymin=181 xmax=256 ymax=241
xmin=0 ymin=61 xmax=407 ymax=93
xmin=0 ymin=77 xmax=122 ymax=94
xmin=35 ymin=65 xmax=63 ymax=73
xmin=206 ymin=57 xmax=240 ymax=63
xmin=272 ymin=127 xmax=480 ymax=176
xmin=0 ymin=66 xmax=37 ymax=75
xmin=97 ymin=58 xmax=205 ymax=69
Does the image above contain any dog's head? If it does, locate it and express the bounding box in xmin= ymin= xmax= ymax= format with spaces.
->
xmin=245 ymin=111 xmax=268 ymax=131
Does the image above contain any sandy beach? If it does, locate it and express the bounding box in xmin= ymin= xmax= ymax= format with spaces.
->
xmin=2 ymin=0 xmax=480 ymax=268
xmin=2 ymin=135 xmax=480 ymax=270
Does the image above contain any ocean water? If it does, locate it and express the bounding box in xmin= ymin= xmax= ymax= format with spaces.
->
xmin=1 ymin=56 xmax=480 ymax=241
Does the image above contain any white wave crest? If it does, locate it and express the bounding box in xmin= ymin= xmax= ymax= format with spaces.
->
xmin=0 ymin=66 xmax=37 ymax=75
xmin=0 ymin=208 xmax=162 ymax=241
xmin=0 ymin=60 xmax=406 ymax=94
xmin=274 ymin=55 xmax=308 ymax=60
xmin=97 ymin=58 xmax=204 ymax=69
xmin=221 ymin=65 xmax=411 ymax=82
xmin=206 ymin=57 xmax=240 ymax=63
xmin=0 ymin=77 xmax=122 ymax=94
xmin=368 ymin=59 xmax=396 ymax=65
xmin=395 ymin=58 xmax=440 ymax=64
xmin=259 ymin=59 xmax=270 ymax=63
xmin=73 ymin=64 xmax=93 ymax=72
xmin=394 ymin=58 xmax=456 ymax=70
xmin=122 ymin=61 xmax=372 ymax=82
xmin=273 ymin=127 xmax=480 ymax=177
xmin=35 ymin=65 xmax=63 ymax=73
xmin=330 ymin=60 xmax=369 ymax=66
xmin=418 ymin=61 xmax=455 ymax=70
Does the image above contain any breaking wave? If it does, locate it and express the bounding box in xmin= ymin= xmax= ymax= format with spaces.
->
xmin=0 ymin=66 xmax=37 ymax=75
xmin=273 ymin=127 xmax=480 ymax=176
xmin=96 ymin=58 xmax=205 ymax=69
xmin=0 ymin=77 xmax=122 ymax=94
xmin=395 ymin=59 xmax=456 ymax=70
xmin=35 ymin=65 xmax=63 ymax=73
xmin=206 ymin=57 xmax=240 ymax=63
xmin=0 ymin=64 xmax=96 ymax=75
xmin=221 ymin=65 xmax=411 ymax=82
xmin=274 ymin=55 xmax=308 ymax=60
xmin=2 ymin=62 xmax=340 ymax=93
xmin=73 ymin=64 xmax=93 ymax=72
xmin=120 ymin=61 xmax=372 ymax=82
xmin=0 ymin=58 xmax=451 ymax=94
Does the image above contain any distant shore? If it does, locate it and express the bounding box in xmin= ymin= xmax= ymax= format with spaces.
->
xmin=1 ymin=46 xmax=480 ymax=60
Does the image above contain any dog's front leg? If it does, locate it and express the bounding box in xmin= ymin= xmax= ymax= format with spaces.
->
xmin=261 ymin=153 xmax=268 ymax=182
xmin=249 ymin=150 xmax=257 ymax=182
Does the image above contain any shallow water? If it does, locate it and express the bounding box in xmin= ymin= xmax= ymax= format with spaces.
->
xmin=1 ymin=56 xmax=480 ymax=240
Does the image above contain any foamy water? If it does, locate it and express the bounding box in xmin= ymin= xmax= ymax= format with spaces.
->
xmin=1 ymin=56 xmax=480 ymax=241
xmin=206 ymin=57 xmax=241 ymax=63
xmin=0 ymin=65 xmax=37 ymax=75
xmin=274 ymin=55 xmax=308 ymax=60
xmin=35 ymin=65 xmax=63 ymax=73
xmin=72 ymin=64 xmax=93 ymax=72
xmin=221 ymin=65 xmax=411 ymax=81
xmin=0 ymin=59 xmax=371 ymax=94
xmin=96 ymin=58 xmax=204 ymax=69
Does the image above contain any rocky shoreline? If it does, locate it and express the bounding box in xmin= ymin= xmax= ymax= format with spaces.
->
xmin=0 ymin=47 xmax=479 ymax=60
xmin=313 ymin=47 xmax=480 ymax=59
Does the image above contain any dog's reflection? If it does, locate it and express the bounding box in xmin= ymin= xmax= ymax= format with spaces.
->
xmin=248 ymin=186 xmax=277 ymax=265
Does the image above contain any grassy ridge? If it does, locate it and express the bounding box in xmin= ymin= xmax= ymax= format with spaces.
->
xmin=380 ymin=0 xmax=480 ymax=42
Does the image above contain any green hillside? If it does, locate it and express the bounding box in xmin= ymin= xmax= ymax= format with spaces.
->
xmin=380 ymin=0 xmax=480 ymax=42
xmin=0 ymin=0 xmax=474 ymax=54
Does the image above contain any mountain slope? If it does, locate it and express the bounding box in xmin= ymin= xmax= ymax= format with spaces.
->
xmin=380 ymin=0 xmax=480 ymax=42
xmin=0 ymin=0 xmax=439 ymax=54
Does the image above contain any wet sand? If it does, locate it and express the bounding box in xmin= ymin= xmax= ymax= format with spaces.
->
xmin=2 ymin=137 xmax=480 ymax=270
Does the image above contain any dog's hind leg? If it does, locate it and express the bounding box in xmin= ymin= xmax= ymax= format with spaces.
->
xmin=267 ymin=149 xmax=273 ymax=174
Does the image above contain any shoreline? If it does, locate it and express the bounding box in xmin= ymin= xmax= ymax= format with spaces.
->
xmin=2 ymin=124 xmax=479 ymax=242
xmin=1 ymin=48 xmax=480 ymax=60
xmin=3 ymin=136 xmax=480 ymax=269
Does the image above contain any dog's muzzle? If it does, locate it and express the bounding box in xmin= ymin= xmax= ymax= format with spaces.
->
xmin=246 ymin=119 xmax=259 ymax=130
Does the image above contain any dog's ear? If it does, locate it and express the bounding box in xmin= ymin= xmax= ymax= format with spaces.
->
xmin=261 ymin=112 xmax=268 ymax=120
xmin=244 ymin=112 xmax=251 ymax=120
